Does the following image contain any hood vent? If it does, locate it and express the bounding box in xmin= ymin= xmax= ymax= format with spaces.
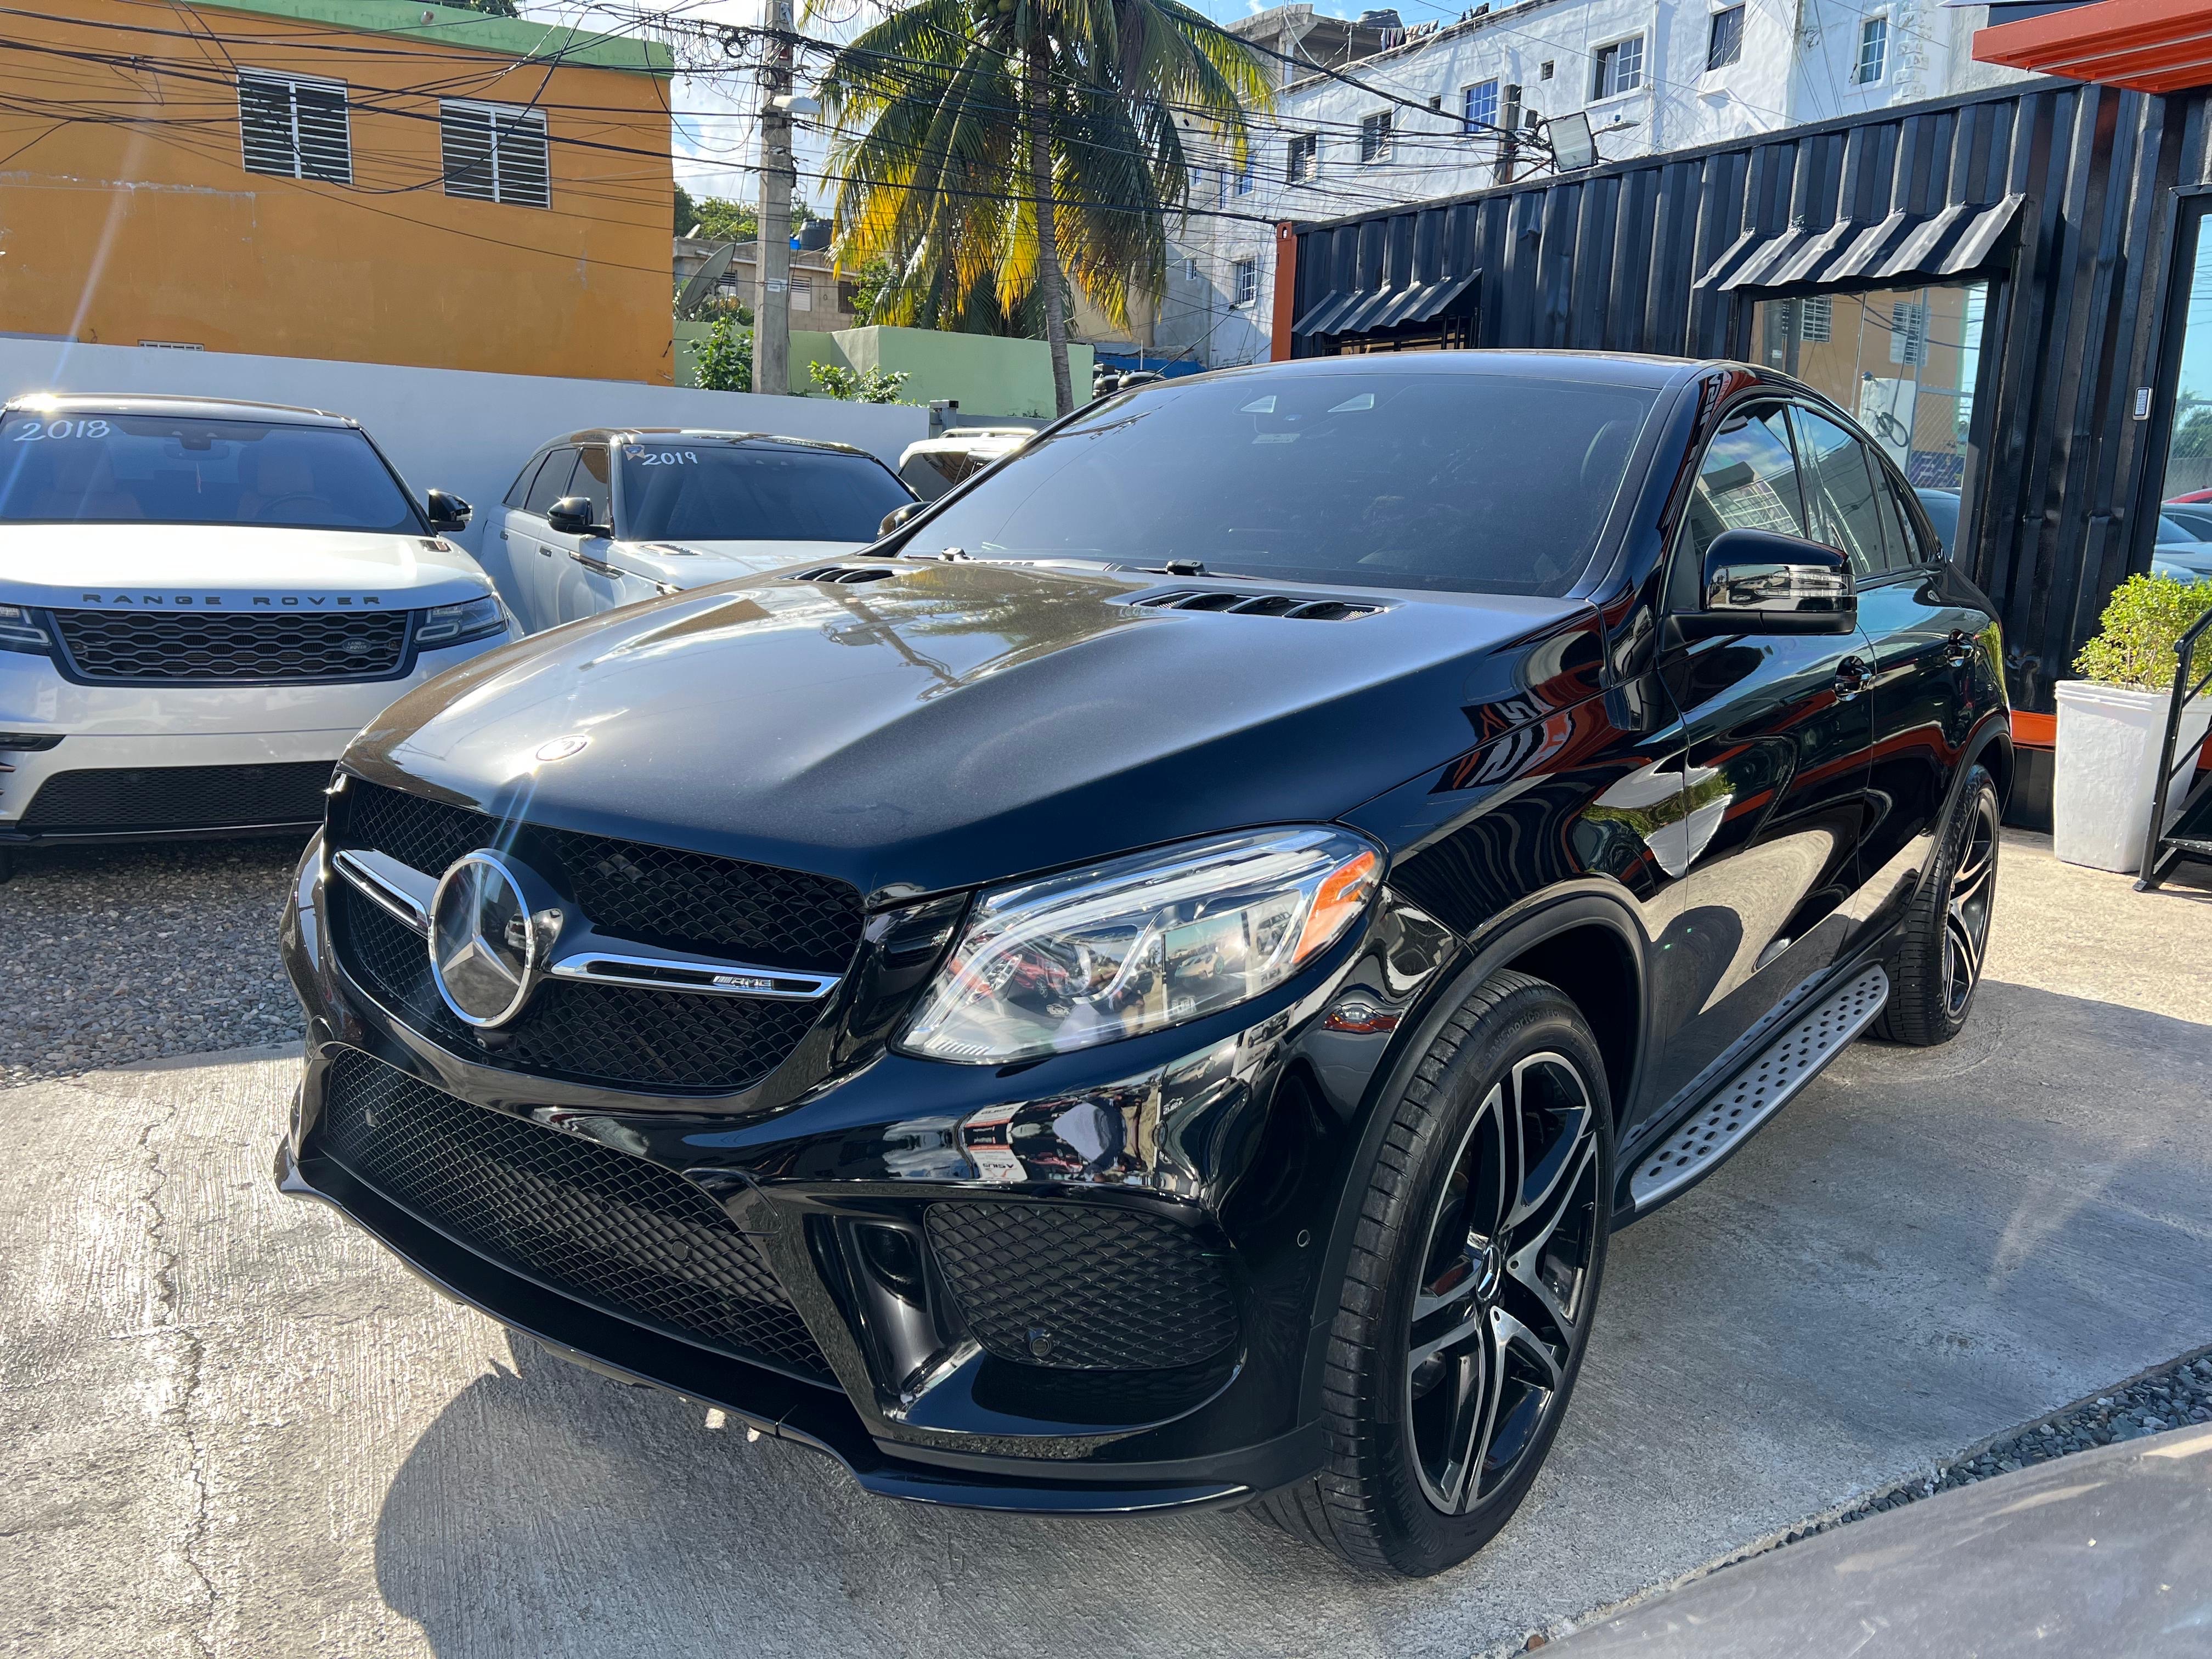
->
xmin=791 ymin=565 xmax=900 ymax=585
xmin=1131 ymin=588 xmax=1389 ymax=621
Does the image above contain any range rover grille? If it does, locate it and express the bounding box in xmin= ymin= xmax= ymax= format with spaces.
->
xmin=52 ymin=608 xmax=411 ymax=682
xmin=316 ymin=1046 xmax=832 ymax=1380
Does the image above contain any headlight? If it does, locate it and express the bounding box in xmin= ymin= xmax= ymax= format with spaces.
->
xmin=0 ymin=603 xmax=52 ymax=655
xmin=898 ymin=826 xmax=1383 ymax=1065
xmin=415 ymin=594 xmax=509 ymax=647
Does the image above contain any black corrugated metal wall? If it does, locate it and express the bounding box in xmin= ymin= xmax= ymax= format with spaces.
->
xmin=1289 ymin=81 xmax=2212 ymax=713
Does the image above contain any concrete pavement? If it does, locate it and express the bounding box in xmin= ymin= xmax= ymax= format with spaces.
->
xmin=3 ymin=833 xmax=2209 ymax=1657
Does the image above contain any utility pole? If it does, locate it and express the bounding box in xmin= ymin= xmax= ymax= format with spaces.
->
xmin=752 ymin=0 xmax=796 ymax=397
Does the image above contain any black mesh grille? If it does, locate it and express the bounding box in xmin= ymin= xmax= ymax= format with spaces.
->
xmin=335 ymin=885 xmax=825 ymax=1093
xmin=315 ymin=1047 xmax=832 ymax=1380
xmin=53 ymin=608 xmax=410 ymax=682
xmin=335 ymin=780 xmax=862 ymax=972
xmin=925 ymin=1201 xmax=1238 ymax=1372
xmin=19 ymin=761 xmax=334 ymax=832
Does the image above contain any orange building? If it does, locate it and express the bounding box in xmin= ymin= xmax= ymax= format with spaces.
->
xmin=0 ymin=0 xmax=675 ymax=382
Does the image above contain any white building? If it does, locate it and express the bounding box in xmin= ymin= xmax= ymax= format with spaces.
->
xmin=1159 ymin=1 xmax=2032 ymax=369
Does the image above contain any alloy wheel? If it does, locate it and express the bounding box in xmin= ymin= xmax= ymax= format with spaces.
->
xmin=1403 ymin=1053 xmax=1601 ymax=1516
xmin=1943 ymin=789 xmax=1999 ymax=1019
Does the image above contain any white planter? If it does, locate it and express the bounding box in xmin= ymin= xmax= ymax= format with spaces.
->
xmin=2052 ymin=679 xmax=2212 ymax=873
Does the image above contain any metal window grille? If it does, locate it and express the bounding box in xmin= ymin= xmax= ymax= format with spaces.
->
xmin=1855 ymin=17 xmax=1888 ymax=84
xmin=238 ymin=70 xmax=352 ymax=183
xmin=1286 ymin=133 xmax=1319 ymax=183
xmin=440 ymin=100 xmax=551 ymax=207
xmin=1891 ymin=300 xmax=1928 ymax=365
xmin=1233 ymin=258 xmax=1259 ymax=307
xmin=1359 ymin=112 xmax=1392 ymax=164
xmin=1464 ymin=78 xmax=1499 ymax=135
xmin=1594 ymin=38 xmax=1644 ymax=99
xmin=1707 ymin=6 xmax=1745 ymax=71
xmin=1800 ymin=295 xmax=1833 ymax=342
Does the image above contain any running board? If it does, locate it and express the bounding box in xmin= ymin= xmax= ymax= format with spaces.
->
xmin=1629 ymin=965 xmax=1890 ymax=1215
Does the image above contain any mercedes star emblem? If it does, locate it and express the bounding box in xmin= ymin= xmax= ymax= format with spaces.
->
xmin=428 ymin=850 xmax=558 ymax=1028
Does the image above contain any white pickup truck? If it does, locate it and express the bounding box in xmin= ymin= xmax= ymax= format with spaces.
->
xmin=0 ymin=393 xmax=516 ymax=878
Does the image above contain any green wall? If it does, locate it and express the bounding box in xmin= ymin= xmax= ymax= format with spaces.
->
xmin=673 ymin=321 xmax=1090 ymax=416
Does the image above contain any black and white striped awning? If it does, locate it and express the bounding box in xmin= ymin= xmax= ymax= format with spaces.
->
xmin=1699 ymin=193 xmax=2027 ymax=296
xmin=1293 ymin=269 xmax=1481 ymax=340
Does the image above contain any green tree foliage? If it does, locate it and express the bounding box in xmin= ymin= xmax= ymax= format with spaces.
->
xmin=809 ymin=362 xmax=912 ymax=402
xmin=445 ymin=0 xmax=521 ymax=14
xmin=812 ymin=0 xmax=1269 ymax=414
xmin=689 ymin=314 xmax=755 ymax=392
xmin=676 ymin=194 xmax=825 ymax=245
xmin=2074 ymin=573 xmax=2212 ymax=691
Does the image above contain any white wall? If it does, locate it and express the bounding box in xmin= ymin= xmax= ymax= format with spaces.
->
xmin=0 ymin=338 xmax=930 ymax=564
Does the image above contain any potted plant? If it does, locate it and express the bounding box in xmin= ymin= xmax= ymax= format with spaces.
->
xmin=2053 ymin=573 xmax=2212 ymax=871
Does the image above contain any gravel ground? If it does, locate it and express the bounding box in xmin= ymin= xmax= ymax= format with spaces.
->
xmin=0 ymin=835 xmax=309 ymax=1089
xmin=1779 ymin=1346 xmax=2212 ymax=1547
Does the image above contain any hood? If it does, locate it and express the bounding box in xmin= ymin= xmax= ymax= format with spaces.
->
xmin=610 ymin=538 xmax=869 ymax=589
xmin=0 ymin=523 xmax=493 ymax=611
xmin=347 ymin=560 xmax=1598 ymax=902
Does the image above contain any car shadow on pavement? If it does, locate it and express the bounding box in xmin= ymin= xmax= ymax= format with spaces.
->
xmin=363 ymin=979 xmax=2212 ymax=1659
xmin=370 ymin=1330 xmax=1374 ymax=1659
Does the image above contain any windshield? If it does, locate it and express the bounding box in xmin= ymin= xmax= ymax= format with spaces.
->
xmin=618 ymin=442 xmax=913 ymax=543
xmin=905 ymin=370 xmax=1660 ymax=596
xmin=0 ymin=411 xmax=421 ymax=531
xmin=2158 ymin=515 xmax=2198 ymax=545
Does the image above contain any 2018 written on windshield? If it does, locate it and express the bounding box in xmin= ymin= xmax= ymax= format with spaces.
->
xmin=12 ymin=419 xmax=114 ymax=442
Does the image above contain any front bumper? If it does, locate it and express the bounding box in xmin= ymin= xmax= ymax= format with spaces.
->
xmin=278 ymin=831 xmax=1457 ymax=1511
xmin=0 ymin=637 xmax=507 ymax=840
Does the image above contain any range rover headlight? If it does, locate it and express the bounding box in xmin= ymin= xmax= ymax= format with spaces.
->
xmin=0 ymin=603 xmax=52 ymax=656
xmin=898 ymin=827 xmax=1383 ymax=1065
xmin=415 ymin=594 xmax=509 ymax=647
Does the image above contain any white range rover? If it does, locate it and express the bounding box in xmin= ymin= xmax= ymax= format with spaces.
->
xmin=0 ymin=393 xmax=516 ymax=878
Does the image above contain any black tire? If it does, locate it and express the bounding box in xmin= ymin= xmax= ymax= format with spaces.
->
xmin=1873 ymin=764 xmax=2000 ymax=1047
xmin=1260 ymin=970 xmax=1615 ymax=1577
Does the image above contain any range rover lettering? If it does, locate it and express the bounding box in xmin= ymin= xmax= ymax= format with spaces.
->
xmin=0 ymin=394 xmax=514 ymax=877
xmin=279 ymin=354 xmax=2009 ymax=1577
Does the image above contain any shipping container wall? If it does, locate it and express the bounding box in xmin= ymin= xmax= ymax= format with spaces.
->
xmin=1290 ymin=82 xmax=2212 ymax=713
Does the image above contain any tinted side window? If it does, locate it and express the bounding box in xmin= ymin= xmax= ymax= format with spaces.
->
xmin=505 ymin=450 xmax=549 ymax=509
xmin=1792 ymin=408 xmax=1890 ymax=577
xmin=1880 ymin=476 xmax=1930 ymax=567
xmin=524 ymin=448 xmax=579 ymax=516
xmin=1668 ymin=403 xmax=1805 ymax=612
xmin=573 ymin=444 xmax=612 ymax=527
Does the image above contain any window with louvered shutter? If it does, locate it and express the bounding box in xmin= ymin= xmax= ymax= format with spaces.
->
xmin=238 ymin=71 xmax=352 ymax=184
xmin=440 ymin=101 xmax=551 ymax=208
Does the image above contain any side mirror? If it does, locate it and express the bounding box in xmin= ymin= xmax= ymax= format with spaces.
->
xmin=1674 ymin=529 xmax=1855 ymax=639
xmin=425 ymin=489 xmax=472 ymax=531
xmin=546 ymin=496 xmax=610 ymax=538
xmin=879 ymin=501 xmax=925 ymax=537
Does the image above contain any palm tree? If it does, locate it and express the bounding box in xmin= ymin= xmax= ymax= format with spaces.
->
xmin=813 ymin=0 xmax=1268 ymax=415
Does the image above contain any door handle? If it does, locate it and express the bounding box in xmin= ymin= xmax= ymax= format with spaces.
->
xmin=537 ymin=543 xmax=552 ymax=556
xmin=1833 ymin=657 xmax=1872 ymax=702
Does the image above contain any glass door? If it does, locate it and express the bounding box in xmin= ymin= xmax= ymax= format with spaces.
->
xmin=2149 ymin=201 xmax=2212 ymax=574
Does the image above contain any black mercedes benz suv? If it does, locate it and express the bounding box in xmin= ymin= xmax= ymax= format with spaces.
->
xmin=279 ymin=353 xmax=2008 ymax=1577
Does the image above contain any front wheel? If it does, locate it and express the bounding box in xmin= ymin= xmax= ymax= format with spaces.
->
xmin=1262 ymin=971 xmax=1614 ymax=1576
xmin=1875 ymin=764 xmax=2000 ymax=1046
